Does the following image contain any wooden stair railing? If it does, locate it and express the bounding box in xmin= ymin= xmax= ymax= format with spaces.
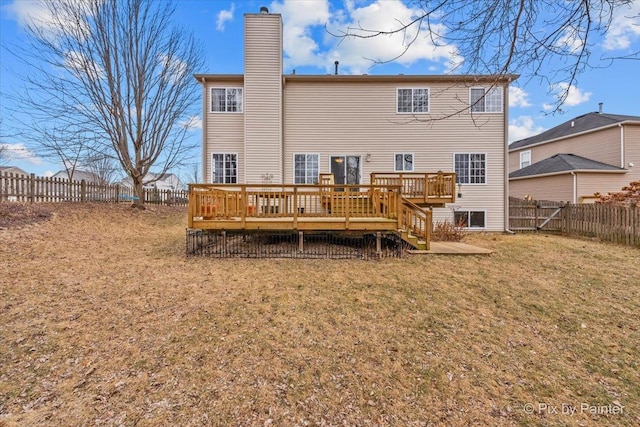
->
xmin=398 ymin=198 xmax=432 ymax=250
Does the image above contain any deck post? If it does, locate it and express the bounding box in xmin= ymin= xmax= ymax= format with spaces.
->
xmin=376 ymin=232 xmax=381 ymax=255
xmin=293 ymin=187 xmax=298 ymax=229
xmin=221 ymin=230 xmax=227 ymax=257
xmin=298 ymin=231 xmax=304 ymax=253
xmin=241 ymin=186 xmax=247 ymax=228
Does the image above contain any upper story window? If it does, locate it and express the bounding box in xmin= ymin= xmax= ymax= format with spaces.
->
xmin=470 ymin=87 xmax=502 ymax=113
xmin=294 ymin=154 xmax=319 ymax=184
xmin=211 ymin=88 xmax=243 ymax=113
xmin=395 ymin=153 xmax=414 ymax=171
xmin=455 ymin=153 xmax=486 ymax=184
xmin=397 ymin=88 xmax=429 ymax=113
xmin=520 ymin=150 xmax=531 ymax=169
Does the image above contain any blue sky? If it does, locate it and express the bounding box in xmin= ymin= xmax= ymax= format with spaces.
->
xmin=1 ymin=0 xmax=639 ymax=179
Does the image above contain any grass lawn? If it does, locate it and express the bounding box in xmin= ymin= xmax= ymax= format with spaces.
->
xmin=1 ymin=203 xmax=639 ymax=426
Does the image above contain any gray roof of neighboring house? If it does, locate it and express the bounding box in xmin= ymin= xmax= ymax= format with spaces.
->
xmin=52 ymin=170 xmax=101 ymax=182
xmin=509 ymin=112 xmax=640 ymax=150
xmin=509 ymin=153 xmax=627 ymax=179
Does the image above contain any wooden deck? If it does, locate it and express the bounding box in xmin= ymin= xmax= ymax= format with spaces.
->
xmin=187 ymin=173 xmax=455 ymax=250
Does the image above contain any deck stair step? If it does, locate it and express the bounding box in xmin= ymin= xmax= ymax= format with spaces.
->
xmin=398 ymin=229 xmax=428 ymax=250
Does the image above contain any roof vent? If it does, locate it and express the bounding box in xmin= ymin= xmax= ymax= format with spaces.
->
xmin=598 ymin=102 xmax=603 ymax=113
xmin=571 ymin=121 xmax=575 ymax=127
xmin=334 ymin=61 xmax=339 ymax=75
xmin=260 ymin=6 xmax=269 ymax=14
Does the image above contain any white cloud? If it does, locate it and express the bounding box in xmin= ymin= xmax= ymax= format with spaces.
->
xmin=508 ymin=116 xmax=545 ymax=143
xmin=4 ymin=0 xmax=92 ymax=40
xmin=544 ymin=82 xmax=591 ymax=110
xmin=509 ymin=87 xmax=531 ymax=108
xmin=270 ymin=0 xmax=331 ymax=69
xmin=558 ymin=82 xmax=592 ymax=106
xmin=555 ymin=26 xmax=586 ymax=54
xmin=2 ymin=143 xmax=42 ymax=165
xmin=269 ymin=0 xmax=461 ymax=74
xmin=603 ymin=2 xmax=640 ymax=50
xmin=216 ymin=3 xmax=235 ymax=32
xmin=3 ymin=0 xmax=52 ymax=28
xmin=180 ymin=115 xmax=202 ymax=130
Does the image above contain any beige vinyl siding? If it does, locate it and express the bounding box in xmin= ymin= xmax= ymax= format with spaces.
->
xmin=623 ymin=124 xmax=640 ymax=184
xmin=203 ymin=82 xmax=244 ymax=183
xmin=510 ymin=126 xmax=622 ymax=172
xmin=508 ymin=150 xmax=522 ymax=173
xmin=244 ymin=14 xmax=282 ymax=183
xmin=283 ymin=79 xmax=507 ymax=231
xmin=577 ymin=173 xmax=631 ymax=201
xmin=510 ymin=174 xmax=574 ymax=202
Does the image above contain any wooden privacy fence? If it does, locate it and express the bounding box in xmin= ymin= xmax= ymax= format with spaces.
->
xmin=1 ymin=172 xmax=188 ymax=206
xmin=509 ymin=197 xmax=640 ymax=247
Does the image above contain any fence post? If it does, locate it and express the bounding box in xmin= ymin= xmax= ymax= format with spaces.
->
xmin=633 ymin=203 xmax=638 ymax=247
xmin=29 ymin=173 xmax=36 ymax=204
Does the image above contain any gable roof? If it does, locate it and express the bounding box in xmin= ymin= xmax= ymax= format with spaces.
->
xmin=509 ymin=112 xmax=640 ymax=150
xmin=0 ymin=166 xmax=29 ymax=176
xmin=52 ymin=169 xmax=101 ymax=182
xmin=509 ymin=153 xmax=627 ymax=179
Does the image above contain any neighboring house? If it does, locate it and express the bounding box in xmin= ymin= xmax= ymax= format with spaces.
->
xmin=120 ymin=173 xmax=184 ymax=191
xmin=194 ymin=8 xmax=517 ymax=231
xmin=0 ymin=166 xmax=29 ymax=201
xmin=52 ymin=169 xmax=101 ymax=183
xmin=509 ymin=112 xmax=640 ymax=203
xmin=0 ymin=166 xmax=29 ymax=176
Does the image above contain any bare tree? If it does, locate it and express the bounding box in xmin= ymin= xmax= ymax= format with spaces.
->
xmin=0 ymin=118 xmax=9 ymax=165
xmin=187 ymin=162 xmax=200 ymax=184
xmin=332 ymin=0 xmax=638 ymax=113
xmin=84 ymin=154 xmax=119 ymax=185
xmin=5 ymin=0 xmax=203 ymax=206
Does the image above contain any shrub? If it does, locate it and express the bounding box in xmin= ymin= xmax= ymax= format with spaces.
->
xmin=432 ymin=220 xmax=467 ymax=242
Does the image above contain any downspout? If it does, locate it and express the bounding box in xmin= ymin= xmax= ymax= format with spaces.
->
xmin=619 ymin=123 xmax=625 ymax=168
xmin=281 ymin=75 xmax=286 ymax=184
xmin=201 ymin=77 xmax=207 ymax=183
xmin=571 ymin=171 xmax=577 ymax=204
xmin=504 ymin=79 xmax=514 ymax=233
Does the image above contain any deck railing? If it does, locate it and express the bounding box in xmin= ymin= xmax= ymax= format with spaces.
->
xmin=188 ymin=183 xmax=404 ymax=228
xmin=400 ymin=199 xmax=432 ymax=243
xmin=370 ymin=172 xmax=456 ymax=203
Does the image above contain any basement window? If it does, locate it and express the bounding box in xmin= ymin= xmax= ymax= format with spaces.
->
xmin=454 ymin=210 xmax=486 ymax=229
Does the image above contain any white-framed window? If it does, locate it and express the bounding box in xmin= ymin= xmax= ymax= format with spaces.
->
xmin=520 ymin=150 xmax=531 ymax=169
xmin=397 ymin=88 xmax=429 ymax=113
xmin=394 ymin=153 xmax=414 ymax=171
xmin=211 ymin=88 xmax=243 ymax=112
xmin=211 ymin=153 xmax=238 ymax=183
xmin=454 ymin=153 xmax=486 ymax=184
xmin=454 ymin=209 xmax=486 ymax=229
xmin=470 ymin=87 xmax=502 ymax=113
xmin=294 ymin=154 xmax=319 ymax=184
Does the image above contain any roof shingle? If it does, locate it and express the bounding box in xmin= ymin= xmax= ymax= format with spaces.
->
xmin=509 ymin=154 xmax=627 ymax=179
xmin=509 ymin=112 xmax=640 ymax=150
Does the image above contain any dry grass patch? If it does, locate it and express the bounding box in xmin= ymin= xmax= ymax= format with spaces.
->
xmin=1 ymin=204 xmax=639 ymax=426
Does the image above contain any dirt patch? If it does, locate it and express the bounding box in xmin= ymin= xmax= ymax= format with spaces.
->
xmin=1 ymin=204 xmax=639 ymax=426
xmin=0 ymin=202 xmax=53 ymax=229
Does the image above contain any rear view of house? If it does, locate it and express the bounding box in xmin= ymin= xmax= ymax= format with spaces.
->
xmin=194 ymin=8 xmax=517 ymax=234
xmin=509 ymin=112 xmax=640 ymax=203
